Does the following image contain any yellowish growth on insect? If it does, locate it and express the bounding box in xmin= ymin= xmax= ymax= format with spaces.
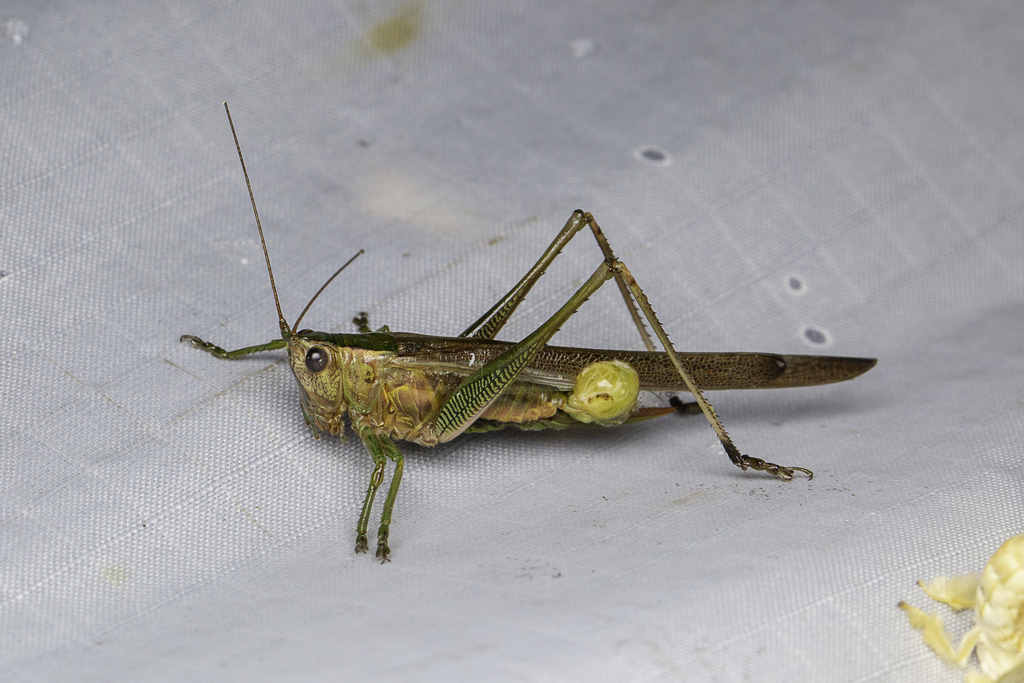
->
xmin=563 ymin=359 xmax=640 ymax=426
xmin=900 ymin=534 xmax=1024 ymax=683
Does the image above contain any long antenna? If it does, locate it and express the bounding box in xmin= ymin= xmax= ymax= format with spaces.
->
xmin=223 ymin=101 xmax=289 ymax=336
xmin=293 ymin=249 xmax=364 ymax=331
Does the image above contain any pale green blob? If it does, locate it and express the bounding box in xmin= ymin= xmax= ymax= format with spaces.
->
xmin=563 ymin=359 xmax=639 ymax=426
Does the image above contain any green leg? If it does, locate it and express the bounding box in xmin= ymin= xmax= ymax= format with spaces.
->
xmin=457 ymin=210 xmax=693 ymax=411
xmin=584 ymin=215 xmax=709 ymax=417
xmin=375 ymin=435 xmax=404 ymax=563
xmin=355 ymin=427 xmax=388 ymax=554
xmin=352 ymin=312 xmax=372 ymax=333
xmin=179 ymin=335 xmax=286 ymax=359
xmin=580 ymin=213 xmax=656 ymax=352
xmin=609 ymin=261 xmax=812 ymax=481
xmin=356 ymin=427 xmax=405 ymax=562
xmin=436 ymin=259 xmax=617 ymax=441
xmin=459 ymin=211 xmax=588 ymax=339
xmin=352 ymin=311 xmax=390 ymax=334
xmin=460 ymin=210 xmax=654 ymax=346
xmin=443 ymin=213 xmax=812 ymax=480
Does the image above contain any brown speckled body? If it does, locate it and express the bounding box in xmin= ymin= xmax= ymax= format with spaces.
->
xmin=288 ymin=336 xmax=566 ymax=446
xmin=286 ymin=332 xmax=876 ymax=447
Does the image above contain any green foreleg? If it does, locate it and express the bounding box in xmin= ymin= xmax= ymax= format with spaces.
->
xmin=356 ymin=427 xmax=405 ymax=562
xmin=459 ymin=210 xmax=657 ymax=349
xmin=375 ymin=436 xmax=404 ymax=563
xmin=180 ymin=335 xmax=286 ymax=359
xmin=356 ymin=427 xmax=389 ymax=554
xmin=459 ymin=211 xmax=590 ymax=340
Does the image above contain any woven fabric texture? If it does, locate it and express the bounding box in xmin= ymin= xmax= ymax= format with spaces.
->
xmin=1 ymin=2 xmax=1022 ymax=681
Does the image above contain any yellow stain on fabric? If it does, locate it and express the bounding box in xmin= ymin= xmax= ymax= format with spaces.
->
xmin=367 ymin=2 xmax=422 ymax=54
xmin=102 ymin=565 xmax=130 ymax=588
xmin=325 ymin=1 xmax=426 ymax=75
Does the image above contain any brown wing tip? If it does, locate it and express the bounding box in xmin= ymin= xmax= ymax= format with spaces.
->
xmin=845 ymin=357 xmax=878 ymax=376
xmin=770 ymin=355 xmax=877 ymax=388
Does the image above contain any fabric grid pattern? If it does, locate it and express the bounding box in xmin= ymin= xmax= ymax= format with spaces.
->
xmin=1 ymin=1 xmax=1022 ymax=681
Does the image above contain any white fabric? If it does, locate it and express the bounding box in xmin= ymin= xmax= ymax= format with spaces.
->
xmin=2 ymin=1 xmax=1022 ymax=680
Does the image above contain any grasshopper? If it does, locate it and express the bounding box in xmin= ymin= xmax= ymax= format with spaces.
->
xmin=182 ymin=103 xmax=876 ymax=562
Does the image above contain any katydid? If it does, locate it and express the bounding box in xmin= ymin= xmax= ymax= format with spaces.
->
xmin=182 ymin=103 xmax=876 ymax=562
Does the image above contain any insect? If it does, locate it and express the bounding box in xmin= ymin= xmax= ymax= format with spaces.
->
xmin=182 ymin=102 xmax=876 ymax=562
xmin=899 ymin=534 xmax=1024 ymax=683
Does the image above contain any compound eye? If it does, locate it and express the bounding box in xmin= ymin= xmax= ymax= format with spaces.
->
xmin=305 ymin=346 xmax=329 ymax=373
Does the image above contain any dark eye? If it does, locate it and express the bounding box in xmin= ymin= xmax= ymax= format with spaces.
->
xmin=305 ymin=346 xmax=328 ymax=373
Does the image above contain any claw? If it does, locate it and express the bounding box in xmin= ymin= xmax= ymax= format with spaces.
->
xmin=376 ymin=523 xmax=392 ymax=563
xmin=376 ymin=541 xmax=391 ymax=563
xmin=355 ymin=534 xmax=369 ymax=553
xmin=353 ymin=312 xmax=371 ymax=333
xmin=740 ymin=455 xmax=814 ymax=481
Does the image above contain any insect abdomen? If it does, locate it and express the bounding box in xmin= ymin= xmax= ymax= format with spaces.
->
xmin=479 ymin=384 xmax=564 ymax=423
